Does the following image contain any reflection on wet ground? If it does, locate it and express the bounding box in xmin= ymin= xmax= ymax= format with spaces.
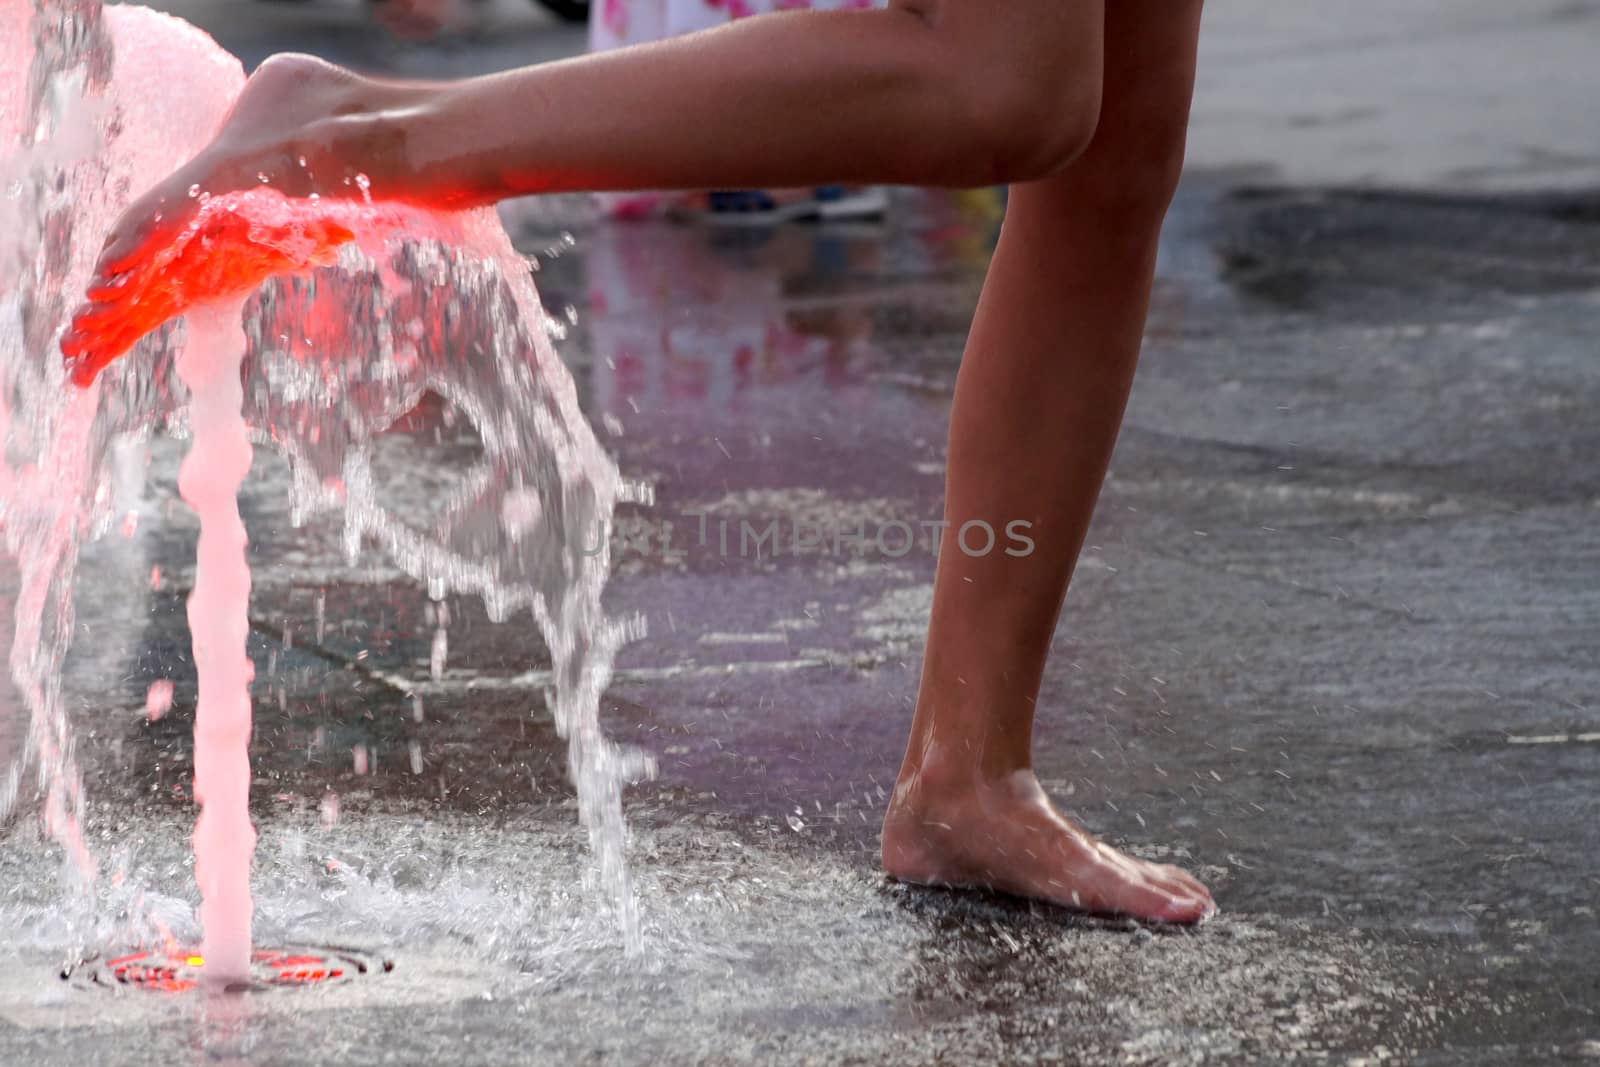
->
xmin=4 ymin=183 xmax=1600 ymax=1063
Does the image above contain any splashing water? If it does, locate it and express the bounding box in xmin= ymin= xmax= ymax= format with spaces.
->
xmin=1 ymin=0 xmax=654 ymax=971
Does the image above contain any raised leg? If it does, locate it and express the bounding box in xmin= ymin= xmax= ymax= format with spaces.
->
xmin=881 ymin=0 xmax=1214 ymax=924
xmin=71 ymin=0 xmax=1108 ymax=372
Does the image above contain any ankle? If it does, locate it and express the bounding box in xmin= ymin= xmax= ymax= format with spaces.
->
xmin=891 ymin=742 xmax=1032 ymax=810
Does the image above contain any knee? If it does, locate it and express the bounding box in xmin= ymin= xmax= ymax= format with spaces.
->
xmin=958 ymin=65 xmax=1103 ymax=184
xmin=1071 ymin=108 xmax=1191 ymax=229
xmin=897 ymin=0 xmax=1107 ymax=184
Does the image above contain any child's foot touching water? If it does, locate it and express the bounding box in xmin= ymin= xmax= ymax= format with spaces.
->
xmin=62 ymin=54 xmax=397 ymax=380
xmin=67 ymin=0 xmax=1215 ymax=925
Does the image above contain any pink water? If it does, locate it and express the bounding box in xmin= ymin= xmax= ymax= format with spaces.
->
xmin=3 ymin=0 xmax=652 ymax=974
xmin=176 ymin=300 xmax=258 ymax=981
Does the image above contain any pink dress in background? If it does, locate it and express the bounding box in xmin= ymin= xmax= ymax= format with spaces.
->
xmin=592 ymin=0 xmax=884 ymax=53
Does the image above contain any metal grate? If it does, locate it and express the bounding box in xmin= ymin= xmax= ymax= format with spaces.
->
xmin=60 ymin=945 xmax=393 ymax=993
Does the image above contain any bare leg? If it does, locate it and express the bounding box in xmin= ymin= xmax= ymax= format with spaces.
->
xmin=84 ymin=2 xmax=1104 ymax=265
xmin=881 ymin=0 xmax=1214 ymax=924
xmin=70 ymin=0 xmax=1107 ymax=372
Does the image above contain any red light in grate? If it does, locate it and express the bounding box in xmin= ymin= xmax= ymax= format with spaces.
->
xmin=64 ymin=945 xmax=382 ymax=993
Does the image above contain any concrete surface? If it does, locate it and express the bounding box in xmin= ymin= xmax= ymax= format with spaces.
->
xmin=2 ymin=2 xmax=1599 ymax=1064
xmin=1194 ymin=0 xmax=1600 ymax=190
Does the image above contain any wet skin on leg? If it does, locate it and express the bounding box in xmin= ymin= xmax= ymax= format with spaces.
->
xmin=64 ymin=0 xmax=1213 ymax=922
xmin=880 ymin=0 xmax=1214 ymax=924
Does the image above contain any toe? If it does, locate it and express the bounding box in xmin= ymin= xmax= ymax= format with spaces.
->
xmin=1143 ymin=865 xmax=1200 ymax=901
xmin=1107 ymin=873 xmax=1205 ymax=925
xmin=97 ymin=223 xmax=161 ymax=277
xmin=1161 ymin=866 xmax=1214 ymax=911
xmin=65 ymin=298 xmax=131 ymax=337
xmin=1151 ymin=863 xmax=1207 ymax=896
xmin=1159 ymin=890 xmax=1213 ymax=924
xmin=97 ymin=190 xmax=197 ymax=277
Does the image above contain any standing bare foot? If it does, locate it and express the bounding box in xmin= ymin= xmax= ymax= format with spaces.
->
xmin=881 ymin=763 xmax=1214 ymax=925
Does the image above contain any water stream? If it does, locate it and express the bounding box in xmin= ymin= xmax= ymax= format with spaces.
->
xmin=177 ymin=299 xmax=257 ymax=980
xmin=1 ymin=0 xmax=652 ymax=972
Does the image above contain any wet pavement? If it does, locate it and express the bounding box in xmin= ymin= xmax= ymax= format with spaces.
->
xmin=4 ymin=3 xmax=1600 ymax=1065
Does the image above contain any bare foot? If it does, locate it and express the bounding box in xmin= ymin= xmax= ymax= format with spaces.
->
xmin=62 ymin=54 xmax=402 ymax=381
xmin=881 ymin=766 xmax=1214 ymax=925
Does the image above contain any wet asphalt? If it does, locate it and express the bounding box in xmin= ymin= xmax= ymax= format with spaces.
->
xmin=3 ymin=3 xmax=1600 ymax=1064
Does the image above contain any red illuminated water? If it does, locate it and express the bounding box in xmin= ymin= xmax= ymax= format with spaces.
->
xmin=3 ymin=0 xmax=652 ymax=976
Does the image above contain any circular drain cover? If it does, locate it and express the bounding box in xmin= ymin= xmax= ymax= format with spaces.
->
xmin=61 ymin=945 xmax=393 ymax=993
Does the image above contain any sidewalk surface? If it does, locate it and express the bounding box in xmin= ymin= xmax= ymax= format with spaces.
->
xmin=1194 ymin=0 xmax=1600 ymax=189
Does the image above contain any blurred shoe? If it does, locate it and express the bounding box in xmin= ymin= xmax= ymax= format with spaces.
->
xmin=814 ymin=185 xmax=890 ymax=221
xmin=701 ymin=189 xmax=821 ymax=225
xmin=697 ymin=186 xmax=889 ymax=226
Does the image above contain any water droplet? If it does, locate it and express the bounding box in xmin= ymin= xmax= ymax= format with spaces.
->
xmin=430 ymin=627 xmax=448 ymax=682
xmin=319 ymin=793 xmax=340 ymax=829
xmin=786 ymin=814 xmax=806 ymax=832
xmin=144 ymin=680 xmax=174 ymax=721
